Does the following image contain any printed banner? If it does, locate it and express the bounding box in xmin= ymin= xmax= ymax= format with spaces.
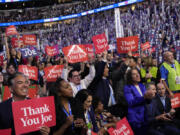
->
xmin=0 ymin=129 xmax=11 ymax=135
xmin=23 ymin=35 xmax=37 ymax=45
xmin=20 ymin=47 xmax=38 ymax=58
xmin=11 ymin=37 xmax=23 ymax=48
xmin=5 ymin=25 xmax=18 ymax=36
xmin=84 ymin=44 xmax=95 ymax=59
xmin=18 ymin=65 xmax=38 ymax=81
xmin=2 ymin=85 xmax=38 ymax=101
xmin=117 ymin=36 xmax=139 ymax=53
xmin=63 ymin=45 xmax=88 ymax=63
xmin=92 ymin=33 xmax=109 ymax=54
xmin=141 ymin=42 xmax=151 ymax=51
xmin=12 ymin=96 xmax=56 ymax=135
xmin=44 ymin=65 xmax=64 ymax=82
xmin=45 ymin=45 xmax=59 ymax=56
xmin=108 ymin=117 xmax=134 ymax=135
xmin=171 ymin=93 xmax=180 ymax=109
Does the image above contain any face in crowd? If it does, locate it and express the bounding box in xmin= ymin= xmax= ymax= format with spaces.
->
xmin=147 ymin=84 xmax=157 ymax=97
xmin=131 ymin=69 xmax=141 ymax=83
xmin=103 ymin=65 xmax=109 ymax=77
xmin=83 ymin=95 xmax=92 ymax=111
xmin=0 ymin=72 xmax=3 ymax=84
xmin=7 ymin=65 xmax=16 ymax=75
xmin=10 ymin=74 xmax=29 ymax=99
xmin=157 ymin=83 xmax=166 ymax=97
xmin=58 ymin=80 xmax=73 ymax=98
xmin=164 ymin=51 xmax=174 ymax=64
xmin=70 ymin=71 xmax=81 ymax=85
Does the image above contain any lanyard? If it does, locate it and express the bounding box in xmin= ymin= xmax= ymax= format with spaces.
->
xmin=62 ymin=102 xmax=74 ymax=129
xmin=62 ymin=102 xmax=72 ymax=116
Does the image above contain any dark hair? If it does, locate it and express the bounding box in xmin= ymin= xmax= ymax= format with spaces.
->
xmin=8 ymin=72 xmax=27 ymax=87
xmin=49 ymin=77 xmax=64 ymax=96
xmin=68 ymin=69 xmax=79 ymax=78
xmin=145 ymin=82 xmax=155 ymax=90
xmin=126 ymin=68 xmax=139 ymax=85
xmin=7 ymin=63 xmax=16 ymax=70
xmin=75 ymin=89 xmax=91 ymax=105
xmin=92 ymin=96 xmax=101 ymax=110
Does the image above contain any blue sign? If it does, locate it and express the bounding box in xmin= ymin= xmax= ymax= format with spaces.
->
xmin=20 ymin=47 xmax=38 ymax=58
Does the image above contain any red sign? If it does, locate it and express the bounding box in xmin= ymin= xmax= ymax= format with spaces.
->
xmin=92 ymin=33 xmax=109 ymax=54
xmin=0 ymin=55 xmax=3 ymax=66
xmin=63 ymin=45 xmax=88 ymax=63
xmin=44 ymin=65 xmax=64 ymax=82
xmin=0 ymin=129 xmax=11 ymax=135
xmin=85 ymin=44 xmax=95 ymax=59
xmin=12 ymin=96 xmax=56 ymax=135
xmin=2 ymin=86 xmax=12 ymax=101
xmin=23 ymin=35 xmax=37 ymax=45
xmin=92 ymin=131 xmax=98 ymax=135
xmin=171 ymin=93 xmax=180 ymax=108
xmin=5 ymin=25 xmax=18 ymax=36
xmin=141 ymin=42 xmax=151 ymax=51
xmin=11 ymin=37 xmax=23 ymax=48
xmin=108 ymin=117 xmax=134 ymax=135
xmin=132 ymin=53 xmax=140 ymax=57
xmin=45 ymin=45 xmax=59 ymax=56
xmin=18 ymin=65 xmax=38 ymax=81
xmin=117 ymin=36 xmax=139 ymax=53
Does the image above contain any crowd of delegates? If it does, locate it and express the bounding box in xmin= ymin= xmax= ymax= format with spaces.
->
xmin=1 ymin=0 xmax=180 ymax=63
xmin=0 ymin=47 xmax=180 ymax=135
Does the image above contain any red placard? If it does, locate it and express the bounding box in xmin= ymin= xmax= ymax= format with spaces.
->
xmin=0 ymin=55 xmax=3 ymax=66
xmin=85 ymin=44 xmax=95 ymax=59
xmin=18 ymin=65 xmax=38 ymax=81
xmin=117 ymin=36 xmax=139 ymax=53
xmin=92 ymin=33 xmax=109 ymax=54
xmin=171 ymin=93 xmax=180 ymax=108
xmin=63 ymin=45 xmax=88 ymax=63
xmin=44 ymin=65 xmax=64 ymax=82
xmin=132 ymin=53 xmax=140 ymax=57
xmin=108 ymin=117 xmax=134 ymax=135
xmin=92 ymin=131 xmax=98 ymax=135
xmin=12 ymin=96 xmax=56 ymax=135
xmin=2 ymin=86 xmax=12 ymax=101
xmin=23 ymin=35 xmax=37 ymax=45
xmin=11 ymin=37 xmax=23 ymax=48
xmin=0 ymin=129 xmax=11 ymax=135
xmin=5 ymin=25 xmax=18 ymax=36
xmin=45 ymin=45 xmax=59 ymax=56
xmin=141 ymin=42 xmax=151 ymax=51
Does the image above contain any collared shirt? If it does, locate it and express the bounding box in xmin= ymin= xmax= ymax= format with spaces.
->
xmin=135 ymin=85 xmax=143 ymax=97
xmin=159 ymin=96 xmax=166 ymax=108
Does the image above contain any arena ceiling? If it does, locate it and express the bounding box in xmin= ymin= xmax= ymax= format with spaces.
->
xmin=0 ymin=0 xmax=85 ymax=10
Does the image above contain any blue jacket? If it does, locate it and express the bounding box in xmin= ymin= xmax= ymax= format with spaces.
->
xmin=124 ymin=83 xmax=147 ymax=128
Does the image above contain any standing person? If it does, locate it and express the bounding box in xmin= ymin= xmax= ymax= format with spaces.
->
xmin=49 ymin=77 xmax=86 ymax=135
xmin=0 ymin=72 xmax=50 ymax=135
xmin=124 ymin=68 xmax=154 ymax=135
xmin=61 ymin=59 xmax=95 ymax=97
xmin=160 ymin=51 xmax=180 ymax=97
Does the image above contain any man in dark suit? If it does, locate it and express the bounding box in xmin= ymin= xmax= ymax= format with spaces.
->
xmin=0 ymin=72 xmax=50 ymax=135
xmin=146 ymin=83 xmax=180 ymax=135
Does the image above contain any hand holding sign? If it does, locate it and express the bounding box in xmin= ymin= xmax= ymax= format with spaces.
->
xmin=12 ymin=96 xmax=56 ymax=135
